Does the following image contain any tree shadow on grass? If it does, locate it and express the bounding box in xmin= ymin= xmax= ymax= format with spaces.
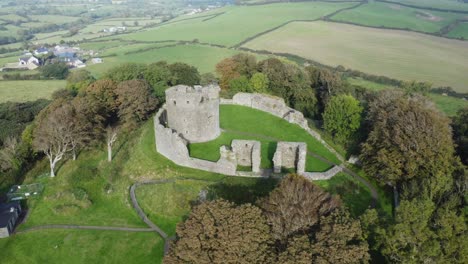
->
xmin=207 ymin=177 xmax=279 ymax=205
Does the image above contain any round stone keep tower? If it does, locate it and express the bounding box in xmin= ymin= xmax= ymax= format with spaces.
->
xmin=165 ymin=85 xmax=221 ymax=143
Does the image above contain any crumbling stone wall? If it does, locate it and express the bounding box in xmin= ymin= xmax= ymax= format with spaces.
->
xmin=273 ymin=142 xmax=307 ymax=174
xmin=224 ymin=93 xmax=345 ymax=163
xmin=302 ymin=166 xmax=343 ymax=180
xmin=154 ymin=106 xmax=236 ymax=176
xmin=165 ymin=85 xmax=220 ymax=143
xmin=231 ymin=140 xmax=261 ymax=173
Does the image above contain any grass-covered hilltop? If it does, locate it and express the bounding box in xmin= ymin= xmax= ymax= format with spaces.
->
xmin=0 ymin=0 xmax=467 ymax=263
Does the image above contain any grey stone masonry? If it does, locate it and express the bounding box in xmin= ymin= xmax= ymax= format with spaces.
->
xmin=273 ymin=142 xmax=307 ymax=174
xmin=154 ymin=106 xmax=237 ymax=176
xmin=302 ymin=166 xmax=343 ymax=180
xmin=221 ymin=93 xmax=345 ymax=163
xmin=231 ymin=140 xmax=261 ymax=173
xmin=165 ymin=85 xmax=220 ymax=143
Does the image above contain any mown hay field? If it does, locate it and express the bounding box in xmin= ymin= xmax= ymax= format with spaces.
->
xmin=117 ymin=2 xmax=356 ymax=46
xmin=331 ymin=2 xmax=467 ymax=33
xmin=244 ymin=21 xmax=468 ymax=92
xmin=0 ymin=80 xmax=66 ymax=103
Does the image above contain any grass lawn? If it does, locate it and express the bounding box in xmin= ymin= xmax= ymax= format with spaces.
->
xmin=118 ymin=2 xmax=355 ymax=46
xmin=0 ymin=230 xmax=164 ymax=264
xmin=447 ymin=22 xmax=468 ymax=39
xmin=348 ymin=78 xmax=468 ymax=116
xmin=189 ymin=104 xmax=340 ymax=172
xmin=29 ymin=15 xmax=80 ymax=24
xmin=331 ymin=2 xmax=464 ymax=33
xmin=315 ymin=172 xmax=374 ymax=217
xmin=244 ymin=21 xmax=468 ymax=93
xmin=0 ymin=80 xmax=66 ymax=103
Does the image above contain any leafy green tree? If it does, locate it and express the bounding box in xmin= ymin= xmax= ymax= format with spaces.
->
xmin=168 ymin=62 xmax=200 ymax=86
xmin=39 ymin=63 xmax=69 ymax=79
xmin=310 ymin=209 xmax=370 ymax=263
xmin=200 ymin=72 xmax=218 ymax=86
xmin=66 ymin=69 xmax=95 ymax=92
xmin=452 ymin=107 xmax=468 ymax=165
xmin=104 ymin=63 xmax=146 ymax=82
xmin=232 ymin=53 xmax=257 ymax=78
xmin=115 ymin=80 xmax=158 ymax=129
xmin=143 ymin=61 xmax=171 ymax=102
xmin=165 ymin=200 xmax=274 ymax=263
xmin=360 ymin=90 xmax=456 ymax=200
xmin=258 ymin=174 xmax=340 ymax=241
xmin=323 ymin=94 xmax=363 ymax=144
xmin=228 ymin=76 xmax=250 ymax=94
xmin=306 ymin=66 xmax=344 ymax=111
xmin=249 ymin=72 xmax=268 ymax=93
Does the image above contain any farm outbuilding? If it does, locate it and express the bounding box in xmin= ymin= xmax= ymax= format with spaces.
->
xmin=0 ymin=201 xmax=22 ymax=238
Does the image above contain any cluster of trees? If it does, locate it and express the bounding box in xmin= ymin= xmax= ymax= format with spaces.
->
xmin=29 ymin=60 xmax=201 ymax=177
xmin=216 ymin=54 xmax=364 ymax=145
xmin=359 ymin=91 xmax=467 ymax=263
xmin=166 ymin=174 xmax=370 ymax=263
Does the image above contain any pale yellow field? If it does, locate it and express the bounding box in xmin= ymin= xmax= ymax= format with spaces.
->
xmin=244 ymin=21 xmax=468 ymax=92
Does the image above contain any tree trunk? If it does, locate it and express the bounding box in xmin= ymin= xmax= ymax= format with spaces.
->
xmin=72 ymin=147 xmax=76 ymax=161
xmin=107 ymin=143 xmax=112 ymax=162
xmin=50 ymin=158 xmax=55 ymax=177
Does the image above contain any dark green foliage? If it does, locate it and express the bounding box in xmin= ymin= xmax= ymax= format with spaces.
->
xmin=323 ymin=94 xmax=363 ymax=144
xmin=229 ymin=75 xmax=250 ymax=93
xmin=104 ymin=63 xmax=146 ymax=82
xmin=0 ymin=99 xmax=50 ymax=146
xmin=258 ymin=174 xmax=340 ymax=241
xmin=168 ymin=62 xmax=200 ymax=86
xmin=115 ymin=80 xmax=158 ymax=129
xmin=66 ymin=69 xmax=96 ymax=92
xmin=143 ymin=61 xmax=172 ymax=102
xmin=200 ymin=72 xmax=218 ymax=86
xmin=39 ymin=63 xmax=69 ymax=79
xmin=360 ymin=90 xmax=456 ymax=199
xmin=165 ymin=200 xmax=274 ymax=263
xmin=452 ymin=107 xmax=468 ymax=165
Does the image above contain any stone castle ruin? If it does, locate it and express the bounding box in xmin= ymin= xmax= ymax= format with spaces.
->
xmin=165 ymin=85 xmax=220 ymax=143
xmin=154 ymin=85 xmax=342 ymax=179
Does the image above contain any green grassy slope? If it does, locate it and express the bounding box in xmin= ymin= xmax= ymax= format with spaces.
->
xmin=331 ymin=2 xmax=465 ymax=33
xmin=0 ymin=81 xmax=66 ymax=103
xmin=117 ymin=2 xmax=355 ymax=46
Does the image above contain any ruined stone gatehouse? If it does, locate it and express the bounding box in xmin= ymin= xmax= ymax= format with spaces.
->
xmin=231 ymin=140 xmax=261 ymax=173
xmin=273 ymin=142 xmax=307 ymax=174
xmin=165 ymin=85 xmax=220 ymax=143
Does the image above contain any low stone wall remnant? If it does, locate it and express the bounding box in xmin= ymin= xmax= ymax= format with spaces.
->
xmin=273 ymin=142 xmax=307 ymax=174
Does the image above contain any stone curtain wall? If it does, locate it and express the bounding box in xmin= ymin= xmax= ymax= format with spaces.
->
xmin=165 ymin=85 xmax=221 ymax=143
xmin=221 ymin=93 xmax=345 ymax=163
xmin=303 ymin=166 xmax=343 ymax=181
xmin=154 ymin=107 xmax=237 ymax=176
xmin=155 ymin=89 xmax=344 ymax=180
xmin=273 ymin=142 xmax=307 ymax=174
xmin=231 ymin=140 xmax=261 ymax=173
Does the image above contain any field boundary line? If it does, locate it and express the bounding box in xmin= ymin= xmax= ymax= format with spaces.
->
xmin=17 ymin=225 xmax=156 ymax=233
xmin=376 ymin=0 xmax=468 ymax=14
xmin=232 ymin=1 xmax=364 ymax=48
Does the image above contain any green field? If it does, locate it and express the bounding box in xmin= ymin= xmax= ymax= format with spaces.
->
xmin=244 ymin=21 xmax=468 ymax=92
xmin=385 ymin=0 xmax=468 ymax=11
xmin=189 ymin=104 xmax=340 ymax=171
xmin=348 ymin=78 xmax=468 ymax=116
xmin=0 ymin=80 xmax=65 ymax=103
xmin=29 ymin=15 xmax=80 ymax=24
xmin=86 ymin=44 xmax=246 ymax=77
xmin=0 ymin=230 xmax=164 ymax=264
xmin=331 ymin=2 xmax=465 ymax=33
xmin=447 ymin=22 xmax=468 ymax=39
xmin=117 ymin=2 xmax=355 ymax=46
